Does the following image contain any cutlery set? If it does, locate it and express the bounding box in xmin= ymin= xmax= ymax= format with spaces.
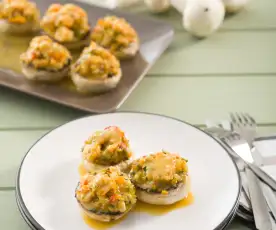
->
xmin=205 ymin=113 xmax=276 ymax=230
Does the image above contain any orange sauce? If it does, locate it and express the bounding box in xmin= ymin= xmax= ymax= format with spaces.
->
xmin=0 ymin=33 xmax=83 ymax=92
xmin=82 ymin=212 xmax=126 ymax=230
xmin=81 ymin=193 xmax=193 ymax=229
xmin=133 ymin=192 xmax=194 ymax=215
xmin=79 ymin=166 xmax=193 ymax=229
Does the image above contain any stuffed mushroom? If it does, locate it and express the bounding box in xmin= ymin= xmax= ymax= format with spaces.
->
xmin=91 ymin=16 xmax=139 ymax=59
xmin=75 ymin=167 xmax=137 ymax=222
xmin=40 ymin=3 xmax=90 ymax=50
xmin=129 ymin=151 xmax=189 ymax=205
xmin=81 ymin=126 xmax=133 ymax=174
xmin=20 ymin=35 xmax=72 ymax=81
xmin=71 ymin=42 xmax=122 ymax=93
xmin=0 ymin=0 xmax=40 ymax=34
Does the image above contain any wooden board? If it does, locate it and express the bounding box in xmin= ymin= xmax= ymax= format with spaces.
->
xmin=1 ymin=75 xmax=276 ymax=128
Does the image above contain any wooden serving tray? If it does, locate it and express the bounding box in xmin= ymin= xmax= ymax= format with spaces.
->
xmin=0 ymin=0 xmax=174 ymax=113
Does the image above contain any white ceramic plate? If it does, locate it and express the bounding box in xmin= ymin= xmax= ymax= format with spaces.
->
xmin=16 ymin=191 xmax=239 ymax=230
xmin=17 ymin=112 xmax=241 ymax=230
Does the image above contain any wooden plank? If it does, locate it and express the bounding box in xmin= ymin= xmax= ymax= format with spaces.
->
xmin=1 ymin=76 xmax=276 ymax=128
xmin=0 ymin=191 xmax=30 ymax=230
xmin=0 ymin=87 xmax=87 ymax=129
xmin=149 ymin=31 xmax=276 ymax=75
xmin=128 ymin=0 xmax=276 ymax=31
xmin=1 ymin=125 xmax=276 ymax=187
xmin=0 ymin=190 xmax=247 ymax=230
xmin=121 ymin=76 xmax=276 ymax=124
xmin=0 ymin=130 xmax=47 ymax=188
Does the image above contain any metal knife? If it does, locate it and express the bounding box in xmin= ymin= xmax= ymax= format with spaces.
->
xmin=246 ymin=168 xmax=272 ymax=230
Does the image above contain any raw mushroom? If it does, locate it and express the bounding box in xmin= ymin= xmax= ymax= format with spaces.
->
xmin=222 ymin=0 xmax=250 ymax=13
xmin=183 ymin=0 xmax=225 ymax=38
xmin=171 ymin=0 xmax=187 ymax=14
xmin=144 ymin=0 xmax=171 ymax=13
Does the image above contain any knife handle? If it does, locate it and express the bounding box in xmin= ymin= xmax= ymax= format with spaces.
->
xmin=246 ymin=168 xmax=272 ymax=230
xmin=248 ymin=163 xmax=276 ymax=192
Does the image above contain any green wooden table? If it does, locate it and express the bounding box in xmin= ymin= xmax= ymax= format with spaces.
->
xmin=1 ymin=0 xmax=275 ymax=229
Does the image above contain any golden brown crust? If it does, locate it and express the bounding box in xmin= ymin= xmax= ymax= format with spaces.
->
xmin=0 ymin=0 xmax=40 ymax=33
xmin=20 ymin=35 xmax=72 ymax=81
xmin=91 ymin=16 xmax=139 ymax=59
xmin=130 ymin=151 xmax=188 ymax=193
xmin=20 ymin=35 xmax=72 ymax=70
xmin=71 ymin=42 xmax=122 ymax=93
xmin=40 ymin=3 xmax=90 ymax=45
xmin=75 ymin=167 xmax=136 ymax=219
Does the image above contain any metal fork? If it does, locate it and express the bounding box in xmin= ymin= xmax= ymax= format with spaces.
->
xmin=230 ymin=112 xmax=256 ymax=148
xmin=230 ymin=113 xmax=272 ymax=230
xmin=230 ymin=113 xmax=264 ymax=165
xmin=229 ymin=113 xmax=276 ymax=191
xmin=223 ymin=133 xmax=273 ymax=230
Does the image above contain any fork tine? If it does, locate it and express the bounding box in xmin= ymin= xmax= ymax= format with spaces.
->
xmin=240 ymin=112 xmax=256 ymax=127
xmin=230 ymin=112 xmax=256 ymax=128
xmin=230 ymin=112 xmax=244 ymax=127
xmin=236 ymin=112 xmax=244 ymax=124
xmin=245 ymin=113 xmax=256 ymax=126
xmin=230 ymin=112 xmax=239 ymax=127
xmin=241 ymin=112 xmax=252 ymax=127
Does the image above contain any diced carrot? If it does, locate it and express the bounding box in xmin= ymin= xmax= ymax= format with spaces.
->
xmin=48 ymin=4 xmax=62 ymax=12
xmin=98 ymin=19 xmax=105 ymax=26
xmin=82 ymin=185 xmax=89 ymax=191
xmin=109 ymin=194 xmax=120 ymax=203
xmin=31 ymin=52 xmax=36 ymax=60
xmin=109 ymin=195 xmax=116 ymax=203
xmin=116 ymin=176 xmax=125 ymax=184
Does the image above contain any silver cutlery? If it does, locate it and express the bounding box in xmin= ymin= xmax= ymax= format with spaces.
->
xmin=205 ymin=119 xmax=276 ymax=228
xmin=228 ymin=113 xmax=273 ymax=230
xmin=261 ymin=182 xmax=276 ymax=219
xmin=204 ymin=126 xmax=252 ymax=212
xmin=228 ymin=113 xmax=276 ymax=191
xmin=245 ymin=168 xmax=272 ymax=230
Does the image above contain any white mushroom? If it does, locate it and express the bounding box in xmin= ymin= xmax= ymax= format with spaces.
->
xmin=130 ymin=151 xmax=190 ymax=205
xmin=144 ymin=0 xmax=171 ymax=13
xmin=183 ymin=0 xmax=225 ymax=38
xmin=71 ymin=42 xmax=122 ymax=93
xmin=75 ymin=167 xmax=137 ymax=222
xmin=81 ymin=126 xmax=133 ymax=173
xmin=20 ymin=36 xmax=72 ymax=82
xmin=136 ymin=176 xmax=190 ymax=205
xmin=170 ymin=0 xmax=187 ymax=14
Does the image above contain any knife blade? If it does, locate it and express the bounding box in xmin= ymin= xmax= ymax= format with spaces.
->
xmin=246 ymin=167 xmax=272 ymax=230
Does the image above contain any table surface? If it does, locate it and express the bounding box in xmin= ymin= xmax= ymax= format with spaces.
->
xmin=1 ymin=0 xmax=275 ymax=229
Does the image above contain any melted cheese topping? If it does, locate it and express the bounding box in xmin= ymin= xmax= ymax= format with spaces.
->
xmin=71 ymin=42 xmax=121 ymax=80
xmin=40 ymin=3 xmax=90 ymax=43
xmin=75 ymin=167 xmax=136 ymax=213
xmin=91 ymin=16 xmax=139 ymax=57
xmin=0 ymin=0 xmax=40 ymax=24
xmin=81 ymin=126 xmax=132 ymax=165
xmin=20 ymin=35 xmax=72 ymax=70
xmin=130 ymin=151 xmax=188 ymax=192
xmin=146 ymin=154 xmax=176 ymax=181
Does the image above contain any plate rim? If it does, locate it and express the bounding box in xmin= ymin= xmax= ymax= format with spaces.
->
xmin=16 ymin=111 xmax=242 ymax=230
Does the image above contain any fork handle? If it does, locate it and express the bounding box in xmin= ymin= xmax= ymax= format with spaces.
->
xmin=248 ymin=163 xmax=276 ymax=192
